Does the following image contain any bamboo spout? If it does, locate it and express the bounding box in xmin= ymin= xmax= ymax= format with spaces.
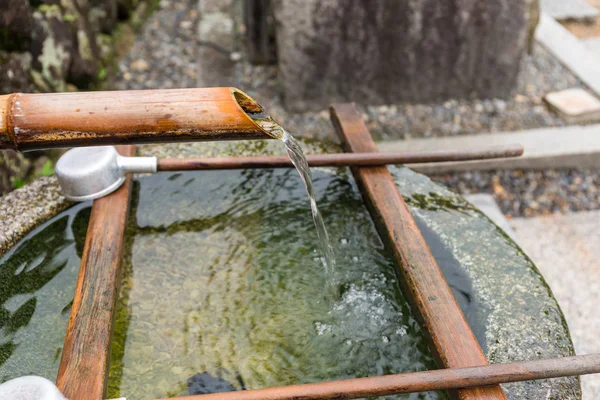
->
xmin=0 ymin=88 xmax=273 ymax=151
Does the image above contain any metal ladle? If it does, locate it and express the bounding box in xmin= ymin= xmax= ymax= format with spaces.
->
xmin=55 ymin=144 xmax=525 ymax=201
xmin=55 ymin=146 xmax=156 ymax=201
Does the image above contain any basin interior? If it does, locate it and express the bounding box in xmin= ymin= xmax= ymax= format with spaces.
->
xmin=0 ymin=161 xmax=578 ymax=399
xmin=106 ymin=168 xmax=444 ymax=399
xmin=1 ymin=167 xmax=484 ymax=399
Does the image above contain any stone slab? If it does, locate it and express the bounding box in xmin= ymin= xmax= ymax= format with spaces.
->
xmin=540 ymin=0 xmax=599 ymax=22
xmin=377 ymin=124 xmax=600 ymax=173
xmin=0 ymin=176 xmax=71 ymax=257
xmin=536 ymin=14 xmax=600 ymax=98
xmin=392 ymin=167 xmax=579 ymax=399
xmin=464 ymin=194 xmax=517 ymax=241
xmin=545 ymin=88 xmax=600 ymax=124
xmin=510 ymin=211 xmax=600 ymax=399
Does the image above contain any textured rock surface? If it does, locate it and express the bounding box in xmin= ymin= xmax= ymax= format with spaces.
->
xmin=0 ymin=0 xmax=34 ymax=52
xmin=0 ymin=0 xmax=152 ymax=94
xmin=0 ymin=51 xmax=35 ymax=93
xmin=393 ymin=166 xmax=580 ymax=399
xmin=0 ymin=151 xmax=30 ymax=196
xmin=0 ymin=176 xmax=71 ymax=257
xmin=271 ymin=0 xmax=533 ymax=111
xmin=511 ymin=211 xmax=600 ymax=399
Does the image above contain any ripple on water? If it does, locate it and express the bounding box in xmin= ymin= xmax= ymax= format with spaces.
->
xmin=107 ymin=169 xmax=442 ymax=399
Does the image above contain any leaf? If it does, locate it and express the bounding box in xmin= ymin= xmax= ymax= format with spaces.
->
xmin=12 ymin=178 xmax=25 ymax=189
xmin=98 ymin=67 xmax=107 ymax=81
xmin=41 ymin=160 xmax=54 ymax=176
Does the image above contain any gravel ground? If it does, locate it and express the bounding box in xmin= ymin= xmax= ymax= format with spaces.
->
xmin=430 ymin=169 xmax=600 ymax=218
xmin=111 ymin=0 xmax=600 ymax=219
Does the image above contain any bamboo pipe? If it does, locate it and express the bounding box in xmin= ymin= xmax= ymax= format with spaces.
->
xmin=157 ymin=144 xmax=524 ymax=171
xmin=164 ymin=353 xmax=600 ymax=400
xmin=0 ymin=88 xmax=273 ymax=151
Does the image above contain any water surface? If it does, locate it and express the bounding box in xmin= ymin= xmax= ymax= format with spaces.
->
xmin=107 ymin=168 xmax=441 ymax=399
xmin=0 ymin=203 xmax=90 ymax=382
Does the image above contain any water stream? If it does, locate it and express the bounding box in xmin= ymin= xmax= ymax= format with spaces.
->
xmin=253 ymin=118 xmax=337 ymax=279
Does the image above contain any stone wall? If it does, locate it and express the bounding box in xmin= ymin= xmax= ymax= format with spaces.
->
xmin=0 ymin=0 xmax=153 ymax=195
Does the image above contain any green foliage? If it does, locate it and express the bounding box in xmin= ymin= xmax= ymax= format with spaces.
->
xmin=11 ymin=178 xmax=25 ymax=189
xmin=97 ymin=67 xmax=107 ymax=81
xmin=63 ymin=13 xmax=78 ymax=23
xmin=41 ymin=160 xmax=55 ymax=177
xmin=37 ymin=4 xmax=61 ymax=16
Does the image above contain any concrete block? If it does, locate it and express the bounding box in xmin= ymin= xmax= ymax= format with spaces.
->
xmin=540 ymin=0 xmax=598 ymax=22
xmin=465 ymin=194 xmax=517 ymax=241
xmin=377 ymin=124 xmax=600 ymax=173
xmin=545 ymin=88 xmax=600 ymax=124
xmin=535 ymin=14 xmax=600 ymax=98
xmin=583 ymin=37 xmax=600 ymax=56
xmin=510 ymin=211 xmax=600 ymax=399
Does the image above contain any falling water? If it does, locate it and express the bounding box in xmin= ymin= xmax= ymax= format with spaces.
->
xmin=254 ymin=117 xmax=337 ymax=277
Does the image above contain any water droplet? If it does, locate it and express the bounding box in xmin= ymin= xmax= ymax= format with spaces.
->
xmin=395 ymin=327 xmax=407 ymax=336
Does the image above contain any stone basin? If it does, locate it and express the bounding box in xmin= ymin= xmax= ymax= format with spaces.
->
xmin=0 ymin=139 xmax=580 ymax=399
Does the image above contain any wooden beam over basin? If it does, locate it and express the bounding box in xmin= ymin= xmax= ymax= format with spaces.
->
xmin=166 ymin=353 xmax=600 ymax=400
xmin=329 ymin=103 xmax=507 ymax=400
xmin=56 ymin=145 xmax=135 ymax=400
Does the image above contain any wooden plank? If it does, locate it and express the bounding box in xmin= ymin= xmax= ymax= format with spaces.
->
xmin=162 ymin=353 xmax=600 ymax=400
xmin=156 ymin=145 xmax=523 ymax=170
xmin=56 ymin=145 xmax=135 ymax=400
xmin=330 ymin=103 xmax=507 ymax=400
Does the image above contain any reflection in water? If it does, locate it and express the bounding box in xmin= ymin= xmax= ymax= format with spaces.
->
xmin=107 ymin=169 xmax=442 ymax=400
xmin=0 ymin=202 xmax=90 ymax=382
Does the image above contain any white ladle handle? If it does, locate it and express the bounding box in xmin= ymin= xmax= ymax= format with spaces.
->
xmin=117 ymin=155 xmax=157 ymax=174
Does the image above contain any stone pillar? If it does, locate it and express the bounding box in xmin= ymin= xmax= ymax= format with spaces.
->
xmin=270 ymin=0 xmax=532 ymax=112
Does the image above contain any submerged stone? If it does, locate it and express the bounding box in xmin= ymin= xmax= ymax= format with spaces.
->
xmin=187 ymin=372 xmax=239 ymax=395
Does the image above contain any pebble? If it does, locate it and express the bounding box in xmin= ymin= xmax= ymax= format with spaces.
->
xmin=430 ymin=169 xmax=600 ymax=218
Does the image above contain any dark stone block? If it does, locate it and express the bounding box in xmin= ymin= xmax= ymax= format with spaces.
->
xmin=271 ymin=0 xmax=532 ymax=112
xmin=0 ymin=51 xmax=34 ymax=93
xmin=0 ymin=0 xmax=34 ymax=51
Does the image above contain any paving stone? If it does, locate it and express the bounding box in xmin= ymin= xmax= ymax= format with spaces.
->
xmin=583 ymin=37 xmax=600 ymax=56
xmin=464 ymin=194 xmax=517 ymax=241
xmin=540 ymin=0 xmax=599 ymax=22
xmin=378 ymin=124 xmax=600 ymax=173
xmin=536 ymin=15 xmax=600 ymax=98
xmin=510 ymin=211 xmax=600 ymax=399
xmin=544 ymin=88 xmax=600 ymax=123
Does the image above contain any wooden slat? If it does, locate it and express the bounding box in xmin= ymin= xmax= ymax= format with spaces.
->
xmin=156 ymin=144 xmax=524 ymax=171
xmin=56 ymin=145 xmax=135 ymax=400
xmin=162 ymin=353 xmax=600 ymax=400
xmin=330 ymin=103 xmax=507 ymax=400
